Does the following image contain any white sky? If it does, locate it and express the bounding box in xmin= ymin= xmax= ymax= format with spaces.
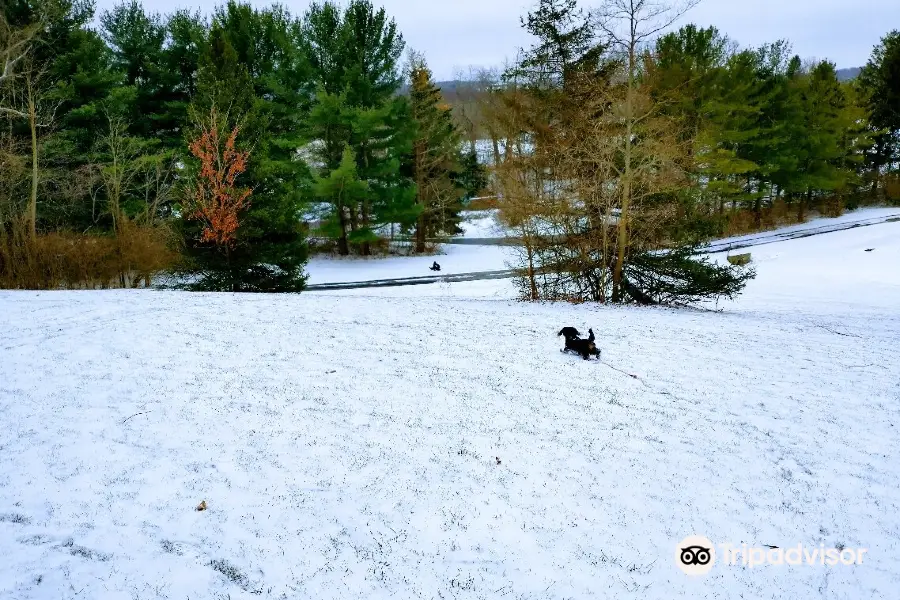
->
xmin=105 ymin=0 xmax=900 ymax=79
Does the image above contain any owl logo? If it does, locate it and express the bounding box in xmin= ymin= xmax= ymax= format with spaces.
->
xmin=676 ymin=536 xmax=716 ymax=575
xmin=680 ymin=545 xmax=712 ymax=566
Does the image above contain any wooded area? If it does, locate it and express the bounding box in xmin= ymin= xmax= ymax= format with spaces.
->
xmin=452 ymin=0 xmax=900 ymax=303
xmin=1 ymin=0 xmax=898 ymax=301
xmin=0 ymin=0 xmax=485 ymax=291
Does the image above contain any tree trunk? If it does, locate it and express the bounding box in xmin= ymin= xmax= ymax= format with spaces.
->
xmin=415 ymin=212 xmax=426 ymax=253
xmin=361 ymin=147 xmax=371 ymax=256
xmin=612 ymin=40 xmax=636 ymax=303
xmin=414 ymin=140 xmax=427 ymax=254
xmin=490 ymin=134 xmax=501 ymax=168
xmin=28 ymin=92 xmax=38 ymax=238
xmin=525 ymin=232 xmax=538 ymax=301
xmin=361 ymin=209 xmax=370 ymax=256
xmin=337 ymin=203 xmax=350 ymax=256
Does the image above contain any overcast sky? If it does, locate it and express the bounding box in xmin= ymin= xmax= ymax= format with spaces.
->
xmin=104 ymin=0 xmax=900 ymax=80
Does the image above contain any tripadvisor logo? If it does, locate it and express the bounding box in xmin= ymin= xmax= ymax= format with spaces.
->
xmin=675 ymin=535 xmax=868 ymax=576
xmin=676 ymin=535 xmax=715 ymax=576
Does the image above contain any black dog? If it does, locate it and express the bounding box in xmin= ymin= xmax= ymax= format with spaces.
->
xmin=560 ymin=328 xmax=600 ymax=360
xmin=557 ymin=327 xmax=581 ymax=340
xmin=430 ymin=261 xmax=441 ymax=272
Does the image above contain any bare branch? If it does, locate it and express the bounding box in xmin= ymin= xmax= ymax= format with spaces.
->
xmin=0 ymin=15 xmax=39 ymax=84
xmin=0 ymin=106 xmax=28 ymax=118
xmin=594 ymin=0 xmax=701 ymax=50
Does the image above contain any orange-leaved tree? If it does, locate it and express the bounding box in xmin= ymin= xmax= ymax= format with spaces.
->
xmin=185 ymin=108 xmax=252 ymax=250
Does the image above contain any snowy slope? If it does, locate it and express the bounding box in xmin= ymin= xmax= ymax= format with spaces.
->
xmin=709 ymin=206 xmax=900 ymax=248
xmin=1 ymin=223 xmax=899 ymax=600
xmin=305 ymin=206 xmax=900 ymax=285
xmin=306 ymin=244 xmax=517 ymax=285
xmin=708 ymin=220 xmax=900 ymax=313
xmin=458 ymin=210 xmax=504 ymax=239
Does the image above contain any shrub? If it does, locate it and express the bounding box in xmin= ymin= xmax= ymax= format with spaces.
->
xmin=0 ymin=218 xmax=179 ymax=289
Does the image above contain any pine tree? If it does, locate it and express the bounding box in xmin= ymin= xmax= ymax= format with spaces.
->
xmin=350 ymin=98 xmax=418 ymax=252
xmin=181 ymin=20 xmax=308 ymax=292
xmin=156 ymin=10 xmax=207 ymax=152
xmin=312 ymin=145 xmax=368 ymax=253
xmin=858 ymin=30 xmax=900 ymax=197
xmin=100 ymin=0 xmax=166 ymax=140
xmin=406 ymin=56 xmax=464 ymax=252
xmin=790 ymin=61 xmax=858 ymax=219
xmin=454 ymin=149 xmax=488 ymax=203
xmin=652 ymin=26 xmax=759 ymax=228
xmin=307 ymin=88 xmax=355 ymax=253
xmin=302 ymin=0 xmax=410 ymax=255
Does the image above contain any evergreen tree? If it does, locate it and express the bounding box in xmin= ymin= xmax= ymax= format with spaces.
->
xmin=339 ymin=0 xmax=404 ymax=109
xmin=156 ymin=10 xmax=207 ymax=151
xmin=510 ymin=0 xmax=602 ymax=87
xmin=100 ymin=1 xmax=168 ymax=141
xmin=406 ymin=56 xmax=464 ymax=251
xmin=790 ymin=61 xmax=858 ymax=218
xmin=652 ymin=26 xmax=758 ymax=229
xmin=213 ymin=1 xmax=315 ymax=227
xmin=312 ymin=145 xmax=368 ymax=249
xmin=306 ymin=87 xmax=355 ymax=254
xmin=181 ymin=20 xmax=307 ymax=292
xmin=302 ymin=0 xmax=411 ymax=255
xmin=455 ymin=149 xmax=488 ymax=203
xmin=350 ymin=98 xmax=418 ymax=252
xmin=859 ymin=30 xmax=900 ymax=196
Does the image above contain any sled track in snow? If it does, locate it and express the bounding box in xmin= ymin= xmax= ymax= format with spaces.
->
xmin=305 ymin=213 xmax=900 ymax=291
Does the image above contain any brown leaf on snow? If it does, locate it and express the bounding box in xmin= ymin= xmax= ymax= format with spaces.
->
xmin=196 ymin=500 xmax=207 ymax=511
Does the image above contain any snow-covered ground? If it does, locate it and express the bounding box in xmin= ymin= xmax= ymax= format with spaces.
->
xmin=458 ymin=210 xmax=505 ymax=239
xmin=1 ymin=222 xmax=899 ymax=599
xmin=306 ymin=244 xmax=517 ymax=285
xmin=710 ymin=206 xmax=900 ymax=248
xmin=305 ymin=206 xmax=900 ymax=285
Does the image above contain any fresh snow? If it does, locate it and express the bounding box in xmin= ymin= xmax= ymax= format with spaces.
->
xmin=458 ymin=210 xmax=504 ymax=239
xmin=1 ymin=221 xmax=899 ymax=599
xmin=709 ymin=206 xmax=900 ymax=248
xmin=306 ymin=244 xmax=517 ymax=285
xmin=305 ymin=206 xmax=900 ymax=285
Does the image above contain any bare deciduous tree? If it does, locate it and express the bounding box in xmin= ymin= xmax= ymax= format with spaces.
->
xmin=593 ymin=0 xmax=701 ymax=300
xmin=1 ymin=57 xmax=59 ymax=237
xmin=0 ymin=14 xmax=38 ymax=85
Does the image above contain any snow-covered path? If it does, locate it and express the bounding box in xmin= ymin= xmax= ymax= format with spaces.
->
xmin=1 ymin=222 xmax=899 ymax=599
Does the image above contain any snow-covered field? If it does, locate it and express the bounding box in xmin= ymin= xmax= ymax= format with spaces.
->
xmin=306 ymin=244 xmax=517 ymax=285
xmin=305 ymin=206 xmax=900 ymax=285
xmin=1 ymin=221 xmax=899 ymax=599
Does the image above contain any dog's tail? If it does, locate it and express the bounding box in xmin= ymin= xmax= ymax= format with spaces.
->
xmin=587 ymin=328 xmax=595 ymax=342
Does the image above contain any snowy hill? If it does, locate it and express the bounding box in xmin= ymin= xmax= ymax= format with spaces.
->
xmin=1 ymin=219 xmax=899 ymax=599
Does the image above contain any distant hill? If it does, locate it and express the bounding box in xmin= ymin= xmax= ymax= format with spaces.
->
xmin=405 ymin=72 xmax=865 ymax=96
xmin=397 ymin=80 xmax=466 ymax=98
xmin=836 ymin=67 xmax=862 ymax=82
